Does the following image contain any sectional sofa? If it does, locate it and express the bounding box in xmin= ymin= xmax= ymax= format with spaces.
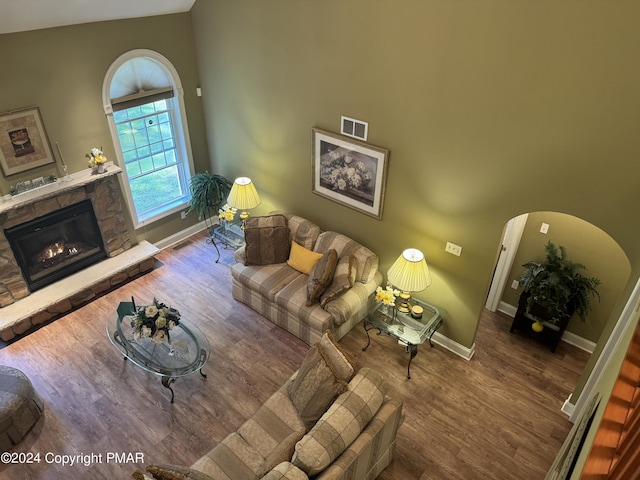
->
xmin=133 ymin=332 xmax=405 ymax=480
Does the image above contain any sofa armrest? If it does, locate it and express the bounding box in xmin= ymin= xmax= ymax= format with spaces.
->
xmin=323 ymin=273 xmax=381 ymax=326
xmin=235 ymin=245 xmax=247 ymax=264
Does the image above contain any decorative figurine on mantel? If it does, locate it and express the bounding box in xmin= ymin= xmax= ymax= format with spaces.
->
xmin=86 ymin=147 xmax=107 ymax=174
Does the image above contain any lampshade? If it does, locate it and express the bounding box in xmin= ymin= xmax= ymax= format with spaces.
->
xmin=227 ymin=177 xmax=261 ymax=211
xmin=387 ymin=248 xmax=432 ymax=293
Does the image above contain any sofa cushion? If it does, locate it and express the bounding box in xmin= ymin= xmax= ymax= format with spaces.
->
xmin=291 ymin=368 xmax=387 ymax=476
xmin=287 ymin=241 xmax=324 ymax=275
xmin=143 ymin=464 xmax=215 ymax=480
xmin=263 ymin=430 xmax=305 ymax=473
xmin=318 ymin=331 xmax=355 ymax=384
xmin=317 ymin=397 xmax=404 ymax=480
xmin=260 ymin=462 xmax=308 ymax=480
xmin=314 ymin=231 xmax=378 ymax=284
xmin=244 ymin=215 xmax=291 ymax=265
xmin=232 ymin=263 xmax=301 ymax=302
xmin=238 ymin=388 xmax=306 ymax=461
xmin=190 ymin=432 xmax=265 ymax=480
xmin=287 ymin=344 xmax=346 ymax=430
xmin=319 ymin=255 xmax=356 ymax=307
xmin=286 ymin=215 xmax=321 ymax=251
xmin=306 ymin=249 xmax=338 ymax=306
xmin=274 ymin=275 xmax=335 ymax=336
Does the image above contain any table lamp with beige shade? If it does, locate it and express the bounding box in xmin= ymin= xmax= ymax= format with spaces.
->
xmin=386 ymin=248 xmax=432 ymax=315
xmin=227 ymin=177 xmax=261 ymax=226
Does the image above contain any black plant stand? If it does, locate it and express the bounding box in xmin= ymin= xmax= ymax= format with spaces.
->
xmin=509 ymin=293 xmax=571 ymax=353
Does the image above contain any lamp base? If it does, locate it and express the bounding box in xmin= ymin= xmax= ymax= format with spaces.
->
xmin=397 ymin=292 xmax=411 ymax=313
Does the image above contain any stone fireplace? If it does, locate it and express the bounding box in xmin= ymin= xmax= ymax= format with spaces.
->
xmin=5 ymin=198 xmax=108 ymax=292
xmin=0 ymin=164 xmax=158 ymax=342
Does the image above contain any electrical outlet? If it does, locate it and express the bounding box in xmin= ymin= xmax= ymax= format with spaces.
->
xmin=445 ymin=242 xmax=462 ymax=256
xmin=511 ymin=280 xmax=520 ymax=289
xmin=540 ymin=222 xmax=549 ymax=234
xmin=180 ymin=210 xmax=187 ymax=220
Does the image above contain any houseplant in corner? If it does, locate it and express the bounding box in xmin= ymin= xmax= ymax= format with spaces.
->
xmin=517 ymin=241 xmax=601 ymax=338
xmin=186 ymin=171 xmax=233 ymax=221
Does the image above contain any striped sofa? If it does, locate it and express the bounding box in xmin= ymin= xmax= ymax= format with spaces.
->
xmin=231 ymin=213 xmax=382 ymax=345
xmin=133 ymin=332 xmax=404 ymax=480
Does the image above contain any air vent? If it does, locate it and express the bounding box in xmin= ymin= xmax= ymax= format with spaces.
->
xmin=341 ymin=116 xmax=368 ymax=141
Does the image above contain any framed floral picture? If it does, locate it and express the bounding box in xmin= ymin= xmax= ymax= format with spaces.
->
xmin=312 ymin=128 xmax=389 ymax=220
xmin=0 ymin=106 xmax=55 ymax=177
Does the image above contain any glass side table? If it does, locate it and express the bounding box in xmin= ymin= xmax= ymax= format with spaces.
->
xmin=363 ymin=297 xmax=444 ymax=379
xmin=208 ymin=218 xmax=245 ymax=262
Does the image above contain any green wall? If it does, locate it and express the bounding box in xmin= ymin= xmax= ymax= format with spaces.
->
xmin=501 ymin=212 xmax=630 ymax=344
xmin=191 ymin=0 xmax=640 ymax=352
xmin=190 ymin=2 xmax=640 ymax=475
xmin=0 ymin=14 xmax=208 ymax=244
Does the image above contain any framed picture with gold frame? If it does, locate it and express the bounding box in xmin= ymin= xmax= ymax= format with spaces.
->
xmin=0 ymin=106 xmax=55 ymax=177
xmin=312 ymin=127 xmax=389 ymax=220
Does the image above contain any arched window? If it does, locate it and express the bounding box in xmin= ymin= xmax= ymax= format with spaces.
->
xmin=102 ymin=49 xmax=195 ymax=227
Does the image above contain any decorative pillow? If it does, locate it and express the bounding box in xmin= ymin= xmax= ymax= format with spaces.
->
xmin=244 ymin=215 xmax=291 ymax=266
xmin=143 ymin=464 xmax=215 ymax=480
xmin=286 ymin=215 xmax=322 ymax=251
xmin=306 ymin=249 xmax=338 ymax=306
xmin=291 ymin=368 xmax=387 ymax=476
xmin=260 ymin=462 xmax=308 ymax=480
xmin=319 ymin=255 xmax=356 ymax=307
xmin=287 ymin=344 xmax=346 ymax=430
xmin=287 ymin=241 xmax=324 ymax=275
xmin=319 ymin=330 xmax=355 ymax=383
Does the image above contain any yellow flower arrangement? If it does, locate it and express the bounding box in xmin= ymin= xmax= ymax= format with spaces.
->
xmin=218 ymin=203 xmax=237 ymax=221
xmin=375 ymin=285 xmax=399 ymax=306
xmin=86 ymin=147 xmax=107 ymax=167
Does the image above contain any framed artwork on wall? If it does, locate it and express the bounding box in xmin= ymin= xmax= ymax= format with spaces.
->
xmin=0 ymin=106 xmax=55 ymax=177
xmin=312 ymin=127 xmax=389 ymax=220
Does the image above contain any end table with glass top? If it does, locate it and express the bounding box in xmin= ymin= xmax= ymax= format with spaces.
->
xmin=107 ymin=302 xmax=210 ymax=403
xmin=363 ymin=297 xmax=443 ymax=379
xmin=209 ymin=218 xmax=245 ymax=262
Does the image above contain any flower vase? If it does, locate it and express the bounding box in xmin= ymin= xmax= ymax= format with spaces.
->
xmin=97 ymin=163 xmax=105 ymax=174
xmin=531 ymin=320 xmax=544 ymax=332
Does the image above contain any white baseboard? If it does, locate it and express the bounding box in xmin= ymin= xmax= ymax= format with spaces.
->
xmin=562 ymin=395 xmax=575 ymax=418
xmin=154 ymin=220 xmax=209 ymax=250
xmin=432 ymin=332 xmax=476 ymax=361
xmin=497 ymin=301 xmax=595 ymax=354
xmin=498 ymin=301 xmax=518 ymax=317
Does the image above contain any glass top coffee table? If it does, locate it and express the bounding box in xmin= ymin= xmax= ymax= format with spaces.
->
xmin=363 ymin=298 xmax=443 ymax=379
xmin=106 ymin=301 xmax=210 ymax=403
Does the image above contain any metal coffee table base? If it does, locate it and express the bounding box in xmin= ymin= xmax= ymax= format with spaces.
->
xmin=160 ymin=369 xmax=207 ymax=404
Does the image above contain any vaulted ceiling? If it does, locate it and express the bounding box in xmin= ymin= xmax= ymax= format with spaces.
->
xmin=0 ymin=0 xmax=196 ymax=35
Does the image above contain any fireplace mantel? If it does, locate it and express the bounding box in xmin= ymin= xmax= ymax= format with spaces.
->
xmin=0 ymin=162 xmax=159 ymax=343
xmin=0 ymin=162 xmax=122 ymax=214
xmin=0 ymin=162 xmax=132 ymax=309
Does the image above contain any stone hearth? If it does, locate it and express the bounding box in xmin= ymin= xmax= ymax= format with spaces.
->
xmin=0 ymin=163 xmax=159 ymax=342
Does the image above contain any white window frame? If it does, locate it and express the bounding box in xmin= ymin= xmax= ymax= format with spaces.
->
xmin=102 ymin=49 xmax=195 ymax=228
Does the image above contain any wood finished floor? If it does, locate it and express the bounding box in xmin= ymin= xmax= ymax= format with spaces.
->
xmin=0 ymin=231 xmax=590 ymax=480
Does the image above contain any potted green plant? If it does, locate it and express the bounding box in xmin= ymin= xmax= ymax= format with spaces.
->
xmin=186 ymin=172 xmax=232 ymax=220
xmin=518 ymin=241 xmax=601 ymax=331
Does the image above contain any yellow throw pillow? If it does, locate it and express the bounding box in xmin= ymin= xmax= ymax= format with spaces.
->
xmin=287 ymin=241 xmax=324 ymax=275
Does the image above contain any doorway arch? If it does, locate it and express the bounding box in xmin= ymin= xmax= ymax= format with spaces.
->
xmin=484 ymin=211 xmax=631 ymax=418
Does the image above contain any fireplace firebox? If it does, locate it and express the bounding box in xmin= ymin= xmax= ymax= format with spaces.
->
xmin=4 ymin=199 xmax=107 ymax=292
